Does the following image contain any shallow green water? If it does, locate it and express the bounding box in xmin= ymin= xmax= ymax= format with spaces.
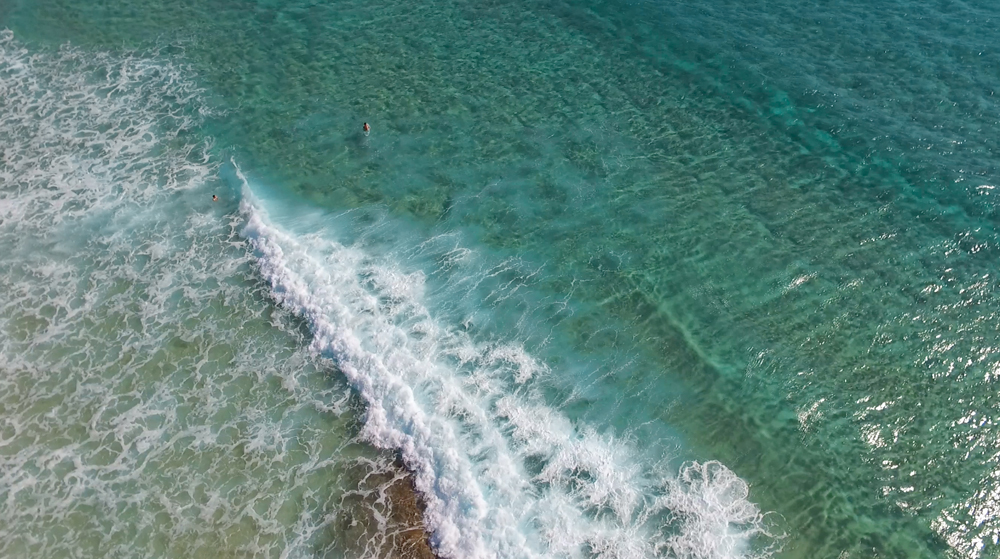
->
xmin=4 ymin=0 xmax=1000 ymax=557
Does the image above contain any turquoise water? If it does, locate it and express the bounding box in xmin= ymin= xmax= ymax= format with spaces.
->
xmin=3 ymin=0 xmax=1000 ymax=556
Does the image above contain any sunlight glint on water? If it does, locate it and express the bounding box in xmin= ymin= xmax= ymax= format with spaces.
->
xmin=4 ymin=0 xmax=1000 ymax=556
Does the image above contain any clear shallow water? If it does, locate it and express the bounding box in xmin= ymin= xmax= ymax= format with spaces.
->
xmin=0 ymin=32 xmax=432 ymax=559
xmin=3 ymin=0 xmax=1000 ymax=557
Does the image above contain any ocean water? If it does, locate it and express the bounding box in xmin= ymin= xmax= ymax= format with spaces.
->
xmin=2 ymin=0 xmax=1000 ymax=557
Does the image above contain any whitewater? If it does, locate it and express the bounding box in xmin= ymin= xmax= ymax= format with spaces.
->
xmin=0 ymin=29 xmax=772 ymax=559
xmin=236 ymin=163 xmax=775 ymax=558
xmin=6 ymin=0 xmax=1000 ymax=555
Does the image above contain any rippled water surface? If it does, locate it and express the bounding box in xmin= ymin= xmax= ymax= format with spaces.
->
xmin=3 ymin=0 xmax=1000 ymax=557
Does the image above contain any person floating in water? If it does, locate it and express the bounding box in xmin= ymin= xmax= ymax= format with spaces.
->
xmin=212 ymin=194 xmax=218 ymax=202
xmin=363 ymin=122 xmax=370 ymax=136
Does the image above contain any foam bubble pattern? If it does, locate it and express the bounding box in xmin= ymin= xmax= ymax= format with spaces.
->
xmin=0 ymin=31 xmax=424 ymax=559
xmin=238 ymin=166 xmax=780 ymax=559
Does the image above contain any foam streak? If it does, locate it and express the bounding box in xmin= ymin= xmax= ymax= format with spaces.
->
xmin=236 ymin=166 xmax=777 ymax=559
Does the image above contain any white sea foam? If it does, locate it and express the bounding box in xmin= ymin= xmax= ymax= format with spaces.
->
xmin=237 ymin=166 xmax=780 ymax=559
xmin=0 ymin=27 xmax=777 ymax=559
xmin=0 ymin=31 xmax=414 ymax=559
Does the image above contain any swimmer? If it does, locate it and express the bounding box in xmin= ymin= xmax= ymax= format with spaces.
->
xmin=212 ymin=194 xmax=218 ymax=202
xmin=363 ymin=122 xmax=370 ymax=136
